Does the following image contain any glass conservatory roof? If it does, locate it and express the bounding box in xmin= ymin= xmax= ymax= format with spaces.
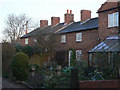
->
xmin=88 ymin=35 xmax=120 ymax=53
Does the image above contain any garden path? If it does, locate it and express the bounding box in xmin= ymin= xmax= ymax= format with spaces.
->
xmin=2 ymin=77 xmax=30 ymax=89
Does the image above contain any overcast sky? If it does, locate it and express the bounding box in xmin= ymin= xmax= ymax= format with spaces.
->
xmin=0 ymin=0 xmax=107 ymax=42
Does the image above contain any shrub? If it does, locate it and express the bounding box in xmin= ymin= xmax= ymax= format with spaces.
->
xmin=88 ymin=69 xmax=104 ymax=81
xmin=10 ymin=52 xmax=29 ymax=81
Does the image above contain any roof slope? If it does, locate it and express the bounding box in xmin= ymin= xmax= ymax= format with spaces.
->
xmin=21 ymin=17 xmax=98 ymax=38
xmin=21 ymin=23 xmax=65 ymax=38
xmin=21 ymin=27 xmax=40 ymax=38
xmin=57 ymin=17 xmax=98 ymax=34
xmin=88 ymin=35 xmax=120 ymax=53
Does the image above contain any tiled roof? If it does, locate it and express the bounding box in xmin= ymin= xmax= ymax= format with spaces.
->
xmin=21 ymin=17 xmax=98 ymax=38
xmin=21 ymin=23 xmax=65 ymax=38
xmin=57 ymin=17 xmax=98 ymax=34
xmin=21 ymin=27 xmax=40 ymax=38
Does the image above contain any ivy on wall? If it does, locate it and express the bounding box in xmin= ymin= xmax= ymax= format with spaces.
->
xmin=69 ymin=48 xmax=76 ymax=67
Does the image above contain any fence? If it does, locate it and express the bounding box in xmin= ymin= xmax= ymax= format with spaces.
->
xmin=79 ymin=80 xmax=119 ymax=89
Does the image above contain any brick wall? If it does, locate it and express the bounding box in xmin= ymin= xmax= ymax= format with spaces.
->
xmin=81 ymin=10 xmax=91 ymax=22
xmin=98 ymin=2 xmax=118 ymax=41
xmin=79 ymin=80 xmax=119 ymax=89
xmin=20 ymin=37 xmax=34 ymax=46
xmin=55 ymin=29 xmax=99 ymax=62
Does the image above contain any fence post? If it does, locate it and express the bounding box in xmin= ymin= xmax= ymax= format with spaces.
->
xmin=71 ymin=68 xmax=79 ymax=89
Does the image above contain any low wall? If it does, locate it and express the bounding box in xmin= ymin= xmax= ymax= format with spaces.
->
xmin=79 ymin=80 xmax=119 ymax=89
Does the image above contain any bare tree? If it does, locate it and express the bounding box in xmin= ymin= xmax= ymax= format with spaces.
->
xmin=3 ymin=14 xmax=31 ymax=44
xmin=35 ymin=33 xmax=56 ymax=62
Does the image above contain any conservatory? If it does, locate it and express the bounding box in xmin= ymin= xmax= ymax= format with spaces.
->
xmin=88 ymin=35 xmax=120 ymax=66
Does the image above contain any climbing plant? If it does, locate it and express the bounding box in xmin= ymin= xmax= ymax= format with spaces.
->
xmin=69 ymin=48 xmax=76 ymax=67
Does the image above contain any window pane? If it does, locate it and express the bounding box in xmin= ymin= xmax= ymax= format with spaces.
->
xmin=76 ymin=33 xmax=82 ymax=41
xmin=114 ymin=12 xmax=118 ymax=26
xmin=25 ymin=38 xmax=28 ymax=44
xmin=61 ymin=35 xmax=66 ymax=43
xmin=76 ymin=50 xmax=82 ymax=61
xmin=108 ymin=14 xmax=113 ymax=27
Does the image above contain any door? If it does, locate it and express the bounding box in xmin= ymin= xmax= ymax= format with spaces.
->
xmin=68 ymin=50 xmax=72 ymax=67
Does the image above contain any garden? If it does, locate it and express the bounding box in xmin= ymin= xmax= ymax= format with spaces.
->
xmin=2 ymin=43 xmax=120 ymax=89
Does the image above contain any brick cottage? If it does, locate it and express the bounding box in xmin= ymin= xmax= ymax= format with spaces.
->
xmin=88 ymin=1 xmax=120 ymax=65
xmin=20 ymin=9 xmax=99 ymax=66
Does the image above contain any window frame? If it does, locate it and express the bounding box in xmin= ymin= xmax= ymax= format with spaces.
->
xmin=25 ymin=38 xmax=28 ymax=44
xmin=76 ymin=33 xmax=82 ymax=42
xmin=76 ymin=50 xmax=82 ymax=61
xmin=108 ymin=12 xmax=118 ymax=27
xmin=61 ymin=35 xmax=66 ymax=43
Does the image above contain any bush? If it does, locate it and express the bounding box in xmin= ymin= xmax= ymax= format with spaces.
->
xmin=10 ymin=52 xmax=29 ymax=81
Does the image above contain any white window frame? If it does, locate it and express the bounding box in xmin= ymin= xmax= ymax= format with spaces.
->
xmin=76 ymin=33 xmax=82 ymax=42
xmin=61 ymin=35 xmax=66 ymax=43
xmin=76 ymin=50 xmax=82 ymax=61
xmin=108 ymin=12 xmax=118 ymax=27
xmin=25 ymin=38 xmax=28 ymax=44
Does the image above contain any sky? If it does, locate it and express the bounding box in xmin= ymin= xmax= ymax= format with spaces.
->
xmin=0 ymin=0 xmax=107 ymax=42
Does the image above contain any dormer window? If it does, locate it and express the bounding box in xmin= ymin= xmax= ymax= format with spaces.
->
xmin=25 ymin=38 xmax=28 ymax=44
xmin=108 ymin=12 xmax=118 ymax=27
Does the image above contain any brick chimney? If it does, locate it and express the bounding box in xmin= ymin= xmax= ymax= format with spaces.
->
xmin=81 ymin=10 xmax=91 ymax=22
xmin=40 ymin=20 xmax=48 ymax=28
xmin=51 ymin=17 xmax=60 ymax=26
xmin=64 ymin=9 xmax=74 ymax=24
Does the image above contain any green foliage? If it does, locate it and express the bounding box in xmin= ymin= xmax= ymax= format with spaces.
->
xmin=99 ymin=67 xmax=113 ymax=79
xmin=62 ymin=67 xmax=72 ymax=76
xmin=15 ymin=45 xmax=33 ymax=57
xmin=91 ymin=51 xmax=120 ymax=79
xmin=88 ymin=69 xmax=104 ymax=81
xmin=69 ymin=48 xmax=76 ymax=67
xmin=76 ymin=60 xmax=89 ymax=80
xmin=10 ymin=52 xmax=29 ymax=81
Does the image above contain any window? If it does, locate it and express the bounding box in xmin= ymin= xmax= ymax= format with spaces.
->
xmin=61 ymin=35 xmax=66 ymax=43
xmin=25 ymin=38 xmax=28 ymax=44
xmin=108 ymin=12 xmax=118 ymax=27
xmin=76 ymin=50 xmax=82 ymax=61
xmin=76 ymin=33 xmax=82 ymax=42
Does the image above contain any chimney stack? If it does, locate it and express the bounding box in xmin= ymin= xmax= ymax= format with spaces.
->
xmin=25 ymin=21 xmax=28 ymax=34
xmin=51 ymin=17 xmax=60 ymax=26
xmin=64 ymin=9 xmax=74 ymax=24
xmin=81 ymin=10 xmax=91 ymax=22
xmin=40 ymin=20 xmax=48 ymax=28
xmin=67 ymin=9 xmax=69 ymax=14
xmin=70 ymin=10 xmax=72 ymax=14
